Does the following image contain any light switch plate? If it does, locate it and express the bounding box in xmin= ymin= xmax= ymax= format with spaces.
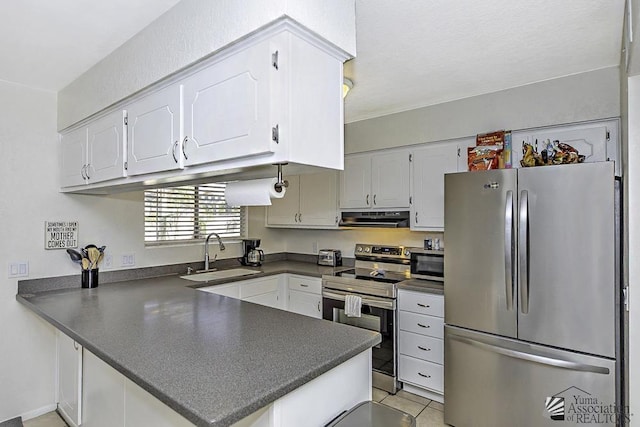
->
xmin=8 ymin=261 xmax=29 ymax=278
xmin=121 ymin=253 xmax=135 ymax=267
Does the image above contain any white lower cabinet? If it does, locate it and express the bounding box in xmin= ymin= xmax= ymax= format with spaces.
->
xmin=57 ymin=330 xmax=82 ymax=427
xmin=199 ymin=273 xmax=323 ymax=319
xmin=398 ymin=289 xmax=444 ymax=403
xmin=286 ymin=275 xmax=322 ymax=319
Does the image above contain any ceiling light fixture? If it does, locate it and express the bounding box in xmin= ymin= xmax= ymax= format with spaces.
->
xmin=343 ymin=78 xmax=353 ymax=98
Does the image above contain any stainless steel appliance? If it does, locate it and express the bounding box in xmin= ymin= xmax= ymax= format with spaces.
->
xmin=444 ymin=162 xmax=622 ymax=427
xmin=239 ymin=238 xmax=264 ymax=267
xmin=409 ymin=249 xmax=444 ymax=281
xmin=339 ymin=211 xmax=410 ymax=228
xmin=322 ymin=243 xmax=414 ymax=394
xmin=318 ymin=249 xmax=343 ymax=266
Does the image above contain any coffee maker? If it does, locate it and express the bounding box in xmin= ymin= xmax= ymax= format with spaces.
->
xmin=239 ymin=238 xmax=264 ymax=266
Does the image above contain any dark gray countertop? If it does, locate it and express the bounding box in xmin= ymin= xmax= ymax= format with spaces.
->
xmin=17 ymin=265 xmax=380 ymax=427
xmin=397 ymin=279 xmax=444 ymax=295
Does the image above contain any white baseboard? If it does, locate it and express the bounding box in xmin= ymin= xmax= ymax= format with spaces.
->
xmin=402 ymin=383 xmax=444 ymax=404
xmin=21 ymin=404 xmax=57 ymax=421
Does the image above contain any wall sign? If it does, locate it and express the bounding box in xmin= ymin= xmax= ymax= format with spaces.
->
xmin=45 ymin=221 xmax=78 ymax=250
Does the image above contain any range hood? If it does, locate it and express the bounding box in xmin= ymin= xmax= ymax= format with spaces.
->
xmin=339 ymin=211 xmax=410 ymax=228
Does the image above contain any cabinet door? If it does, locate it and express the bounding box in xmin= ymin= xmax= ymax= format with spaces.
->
xmin=125 ymin=379 xmax=193 ymax=427
xmin=288 ymin=290 xmax=322 ymax=319
xmin=298 ymin=172 xmax=339 ymax=227
xmin=198 ymin=283 xmax=240 ymax=298
xmin=339 ymin=154 xmax=371 ymax=209
xmin=87 ymin=110 xmax=127 ymax=184
xmin=266 ymin=175 xmax=300 ymax=226
xmin=511 ymin=120 xmax=616 ymax=172
xmin=127 ymin=84 xmax=182 ymax=176
xmin=57 ymin=331 xmax=82 ymax=427
xmin=183 ymin=40 xmax=275 ymax=167
xmin=371 ymin=150 xmax=411 ymax=208
xmin=82 ymin=350 xmax=125 ymax=427
xmin=60 ymin=127 xmax=87 ymax=188
xmin=411 ymin=143 xmax=459 ymax=230
xmin=243 ymin=291 xmax=280 ymax=309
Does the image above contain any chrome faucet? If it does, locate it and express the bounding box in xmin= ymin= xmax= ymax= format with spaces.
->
xmin=204 ymin=232 xmax=226 ymax=271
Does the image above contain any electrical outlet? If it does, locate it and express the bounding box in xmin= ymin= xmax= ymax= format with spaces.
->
xmin=121 ymin=253 xmax=135 ymax=267
xmin=8 ymin=261 xmax=29 ymax=278
xmin=104 ymin=254 xmax=113 ymax=269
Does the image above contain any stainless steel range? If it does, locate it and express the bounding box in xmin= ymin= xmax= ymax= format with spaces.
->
xmin=321 ymin=243 xmax=413 ymax=394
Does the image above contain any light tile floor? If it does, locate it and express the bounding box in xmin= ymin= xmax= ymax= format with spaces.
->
xmin=24 ymin=389 xmax=446 ymax=426
xmin=374 ymin=387 xmax=450 ymax=427
xmin=23 ymin=412 xmax=67 ymax=427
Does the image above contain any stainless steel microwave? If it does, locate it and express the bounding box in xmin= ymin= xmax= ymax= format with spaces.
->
xmin=409 ymin=249 xmax=444 ymax=281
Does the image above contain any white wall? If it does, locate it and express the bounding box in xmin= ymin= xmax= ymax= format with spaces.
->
xmin=0 ymin=80 xmax=287 ymax=422
xmin=57 ymin=0 xmax=356 ymax=130
xmin=345 ymin=67 xmax=620 ymax=154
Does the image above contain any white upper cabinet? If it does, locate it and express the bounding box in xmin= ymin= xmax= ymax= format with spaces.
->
xmin=511 ymin=119 xmax=619 ymax=175
xmin=87 ymin=111 xmax=127 ymax=183
xmin=410 ymin=141 xmax=461 ymax=231
xmin=182 ymin=40 xmax=276 ymax=166
xmin=266 ymin=171 xmax=339 ymax=228
xmin=340 ymin=149 xmax=411 ymax=210
xmin=60 ymin=110 xmax=126 ymax=188
xmin=127 ymin=84 xmax=182 ymax=176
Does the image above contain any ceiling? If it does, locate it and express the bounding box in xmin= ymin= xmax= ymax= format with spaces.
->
xmin=0 ymin=0 xmax=626 ymax=124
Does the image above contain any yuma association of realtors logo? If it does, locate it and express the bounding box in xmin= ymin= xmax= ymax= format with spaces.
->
xmin=544 ymin=386 xmax=631 ymax=424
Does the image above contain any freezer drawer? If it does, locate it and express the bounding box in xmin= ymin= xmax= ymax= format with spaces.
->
xmin=444 ymin=326 xmax=617 ymax=427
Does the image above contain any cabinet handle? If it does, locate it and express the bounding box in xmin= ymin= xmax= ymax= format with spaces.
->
xmin=294 ymin=213 xmax=298 ymax=222
xmin=85 ymin=164 xmax=91 ymax=179
xmin=300 ymin=284 xmax=309 ymax=287
xmin=182 ymin=136 xmax=189 ymax=160
xmin=298 ymin=213 xmax=302 ymax=223
xmin=417 ymin=303 xmax=430 ymax=308
xmin=73 ymin=341 xmax=79 ymax=351
xmin=81 ymin=165 xmax=87 ymax=179
xmin=418 ymin=372 xmax=432 ymax=378
xmin=373 ymin=194 xmax=377 ymax=205
xmin=172 ymin=141 xmax=179 ymax=163
xmin=335 ymin=216 xmax=338 ymax=224
xmin=415 ymin=212 xmax=418 ymax=223
xmin=366 ymin=194 xmax=369 ymax=205
xmin=417 ymin=346 xmax=431 ymax=352
xmin=317 ymin=301 xmax=321 ymax=312
xmin=417 ymin=323 xmax=430 ymax=328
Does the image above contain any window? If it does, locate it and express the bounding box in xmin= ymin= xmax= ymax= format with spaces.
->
xmin=144 ymin=183 xmax=245 ymax=245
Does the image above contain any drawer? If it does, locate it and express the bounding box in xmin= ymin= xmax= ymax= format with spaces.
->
xmin=287 ymin=275 xmax=321 ymax=294
xmin=399 ymin=311 xmax=444 ymax=339
xmin=398 ymin=290 xmax=443 ymax=317
xmin=399 ymin=355 xmax=443 ymax=393
xmin=399 ymin=331 xmax=443 ymax=364
xmin=240 ymin=276 xmax=280 ymax=298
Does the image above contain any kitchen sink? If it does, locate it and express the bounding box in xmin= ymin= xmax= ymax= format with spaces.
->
xmin=180 ymin=268 xmax=260 ymax=282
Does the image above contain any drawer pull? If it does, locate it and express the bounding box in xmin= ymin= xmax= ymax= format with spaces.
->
xmin=418 ymin=372 xmax=432 ymax=378
xmin=417 ymin=323 xmax=430 ymax=328
xmin=417 ymin=303 xmax=430 ymax=308
xmin=417 ymin=346 xmax=431 ymax=351
xmin=300 ymin=284 xmax=309 ymax=287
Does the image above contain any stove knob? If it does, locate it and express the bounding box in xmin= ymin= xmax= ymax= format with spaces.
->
xmin=356 ymin=246 xmax=363 ymax=252
xmin=364 ymin=247 xmax=371 ymax=253
xmin=404 ymin=249 xmax=411 ymax=257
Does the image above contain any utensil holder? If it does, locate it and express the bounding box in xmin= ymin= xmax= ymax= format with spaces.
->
xmin=82 ymin=268 xmax=99 ymax=288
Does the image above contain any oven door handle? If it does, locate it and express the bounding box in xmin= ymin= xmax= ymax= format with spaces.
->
xmin=322 ymin=290 xmax=396 ymax=310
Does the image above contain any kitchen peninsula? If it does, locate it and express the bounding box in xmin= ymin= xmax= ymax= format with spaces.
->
xmin=17 ymin=272 xmax=380 ymax=427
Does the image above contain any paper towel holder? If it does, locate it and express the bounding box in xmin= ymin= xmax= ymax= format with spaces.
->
xmin=273 ymin=163 xmax=289 ymax=193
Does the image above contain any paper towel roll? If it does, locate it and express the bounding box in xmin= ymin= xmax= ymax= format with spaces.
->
xmin=225 ymin=178 xmax=286 ymax=206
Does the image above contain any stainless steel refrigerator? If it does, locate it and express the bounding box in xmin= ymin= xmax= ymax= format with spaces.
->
xmin=443 ymin=162 xmax=622 ymax=427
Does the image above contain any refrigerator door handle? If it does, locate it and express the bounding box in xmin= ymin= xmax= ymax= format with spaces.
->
xmin=449 ymin=334 xmax=610 ymax=375
xmin=519 ymin=190 xmax=530 ymax=314
xmin=504 ymin=190 xmax=515 ymax=311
